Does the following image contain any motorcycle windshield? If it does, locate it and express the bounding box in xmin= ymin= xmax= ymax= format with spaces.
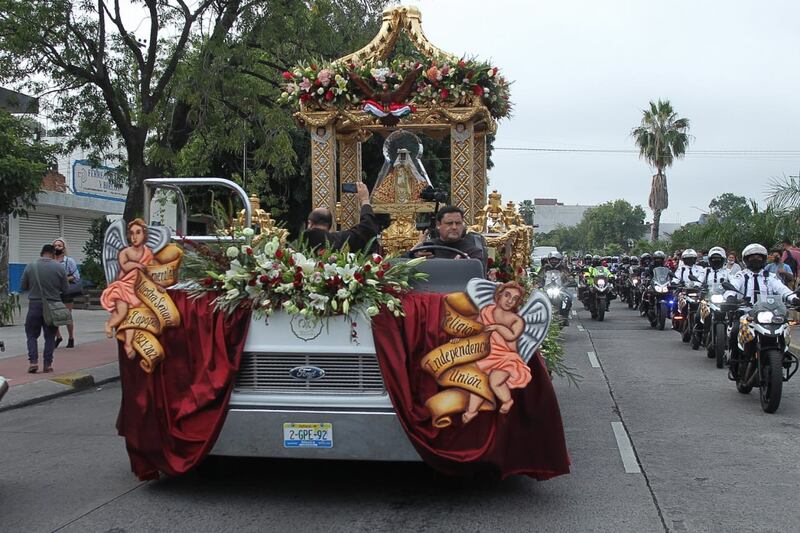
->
xmin=652 ymin=267 xmax=671 ymax=284
xmin=750 ymin=298 xmax=787 ymax=317
xmin=707 ymin=283 xmax=725 ymax=295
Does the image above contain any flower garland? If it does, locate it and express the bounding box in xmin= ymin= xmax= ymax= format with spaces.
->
xmin=279 ymin=56 xmax=512 ymax=119
xmin=184 ymin=228 xmax=428 ymax=321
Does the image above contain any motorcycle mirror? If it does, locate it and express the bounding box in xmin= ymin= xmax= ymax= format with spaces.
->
xmin=688 ymin=274 xmax=700 ymax=282
xmin=721 ymin=281 xmax=738 ymax=292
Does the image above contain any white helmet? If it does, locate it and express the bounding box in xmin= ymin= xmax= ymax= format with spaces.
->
xmin=742 ymin=243 xmax=768 ymax=259
xmin=708 ymin=246 xmax=726 ymax=259
xmin=681 ymin=248 xmax=698 ymax=259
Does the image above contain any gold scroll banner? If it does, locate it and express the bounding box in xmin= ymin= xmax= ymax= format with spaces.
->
xmin=421 ymin=293 xmax=496 ymax=428
xmin=117 ymin=245 xmax=183 ymax=373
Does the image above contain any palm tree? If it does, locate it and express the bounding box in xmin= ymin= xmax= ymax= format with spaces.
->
xmin=631 ymin=100 xmax=691 ymax=242
xmin=519 ymin=199 xmax=535 ymax=226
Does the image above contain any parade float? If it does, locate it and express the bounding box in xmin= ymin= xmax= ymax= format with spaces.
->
xmin=106 ymin=6 xmax=570 ymax=481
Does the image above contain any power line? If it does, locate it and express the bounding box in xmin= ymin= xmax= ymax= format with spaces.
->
xmin=495 ymin=146 xmax=800 ymax=155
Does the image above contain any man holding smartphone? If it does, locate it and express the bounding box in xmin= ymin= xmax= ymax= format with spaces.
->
xmin=303 ymin=181 xmax=379 ymax=252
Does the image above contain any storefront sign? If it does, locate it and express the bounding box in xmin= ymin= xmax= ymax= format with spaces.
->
xmin=72 ymin=160 xmax=128 ymax=202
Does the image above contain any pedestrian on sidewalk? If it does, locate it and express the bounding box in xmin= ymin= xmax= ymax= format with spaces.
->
xmin=52 ymin=238 xmax=80 ymax=348
xmin=20 ymin=244 xmax=68 ymax=373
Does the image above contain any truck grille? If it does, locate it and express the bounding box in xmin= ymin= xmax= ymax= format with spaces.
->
xmin=236 ymin=352 xmax=385 ymax=394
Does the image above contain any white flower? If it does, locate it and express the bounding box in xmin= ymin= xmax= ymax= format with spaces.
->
xmin=366 ymin=306 xmax=380 ymax=317
xmin=292 ymin=252 xmax=317 ymax=274
xmin=242 ymin=227 xmax=255 ymax=237
xmin=324 ymin=263 xmax=339 ymax=278
xmin=263 ymin=237 xmax=280 ymax=257
xmin=337 ymin=288 xmax=351 ymax=299
xmin=226 ymin=246 xmax=239 ymax=258
xmin=337 ymin=264 xmax=358 ymax=282
xmin=225 ymin=288 xmax=240 ymax=300
xmin=342 ymin=299 xmax=350 ymax=315
xmin=309 ymin=293 xmax=330 ymax=311
xmin=317 ymin=87 xmax=324 ymax=95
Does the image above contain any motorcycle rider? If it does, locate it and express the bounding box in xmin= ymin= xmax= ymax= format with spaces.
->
xmin=589 ymin=255 xmax=613 ymax=311
xmin=675 ymin=249 xmax=705 ymax=287
xmin=724 ymin=244 xmax=800 ymax=378
xmin=578 ymin=254 xmax=593 ymax=303
xmin=537 ymin=251 xmax=573 ymax=319
xmin=701 ymin=247 xmax=730 ymax=287
xmin=645 ymin=251 xmax=667 ymax=279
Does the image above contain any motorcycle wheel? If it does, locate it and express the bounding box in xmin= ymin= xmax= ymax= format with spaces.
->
xmin=736 ymin=360 xmax=753 ymax=394
xmin=681 ymin=318 xmax=691 ymax=342
xmin=657 ymin=303 xmax=666 ymax=330
xmin=759 ymin=349 xmax=783 ymax=413
xmin=713 ymin=323 xmax=726 ymax=368
xmin=627 ymin=296 xmax=634 ymax=309
xmin=598 ymin=306 xmax=605 ymax=322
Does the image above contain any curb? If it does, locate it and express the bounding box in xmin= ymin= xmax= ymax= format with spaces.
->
xmin=0 ymin=363 xmax=120 ymax=413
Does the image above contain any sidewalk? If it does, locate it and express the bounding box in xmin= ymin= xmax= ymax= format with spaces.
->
xmin=0 ymin=300 xmax=120 ymax=411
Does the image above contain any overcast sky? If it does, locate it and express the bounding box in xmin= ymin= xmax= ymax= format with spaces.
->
xmin=411 ymin=0 xmax=800 ymax=224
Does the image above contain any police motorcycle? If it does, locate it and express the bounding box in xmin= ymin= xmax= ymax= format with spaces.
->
xmin=538 ymin=252 xmax=573 ymax=326
xmin=588 ymin=270 xmax=611 ymax=321
xmin=625 ymin=256 xmax=643 ymax=309
xmin=615 ymin=256 xmax=630 ymax=303
xmin=672 ymin=275 xmax=703 ymax=345
xmin=642 ymin=266 xmax=675 ymax=330
xmin=721 ymin=243 xmax=800 ymax=413
xmin=722 ymin=280 xmax=800 ymax=413
xmin=699 ymin=282 xmax=738 ymax=368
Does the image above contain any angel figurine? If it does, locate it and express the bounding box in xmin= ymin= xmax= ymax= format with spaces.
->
xmin=462 ymin=279 xmax=552 ymax=424
xmin=100 ymin=218 xmax=170 ymax=358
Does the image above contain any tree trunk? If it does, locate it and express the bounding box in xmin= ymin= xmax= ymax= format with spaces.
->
xmin=651 ymin=209 xmax=661 ymax=243
xmin=122 ymin=135 xmax=161 ymax=221
xmin=0 ymin=212 xmax=9 ymax=298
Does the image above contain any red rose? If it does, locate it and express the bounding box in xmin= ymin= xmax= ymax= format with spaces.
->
xmin=373 ymin=255 xmax=382 ymax=264
xmin=457 ymin=60 xmax=466 ymax=68
xmin=282 ymin=71 xmax=294 ymax=80
xmin=275 ymin=249 xmax=284 ymax=259
xmin=246 ymin=247 xmax=253 ymax=255
xmin=376 ymin=270 xmax=385 ymax=279
xmin=317 ymin=248 xmax=326 ymax=256
xmin=317 ymin=261 xmax=325 ymax=268
xmin=288 ymin=257 xmax=295 ymax=266
xmin=472 ymin=85 xmax=484 ymax=96
xmin=315 ymin=79 xmax=321 ymax=86
xmin=354 ymin=273 xmax=365 ymax=284
xmin=324 ymin=90 xmax=334 ymax=101
xmin=487 ymin=258 xmax=495 ymax=267
xmin=248 ymin=278 xmax=256 ymax=286
xmin=259 ymin=275 xmax=269 ymax=283
xmin=203 ymin=277 xmax=213 ymax=286
xmin=293 ymin=280 xmax=303 ymax=288
xmin=492 ymin=67 xmax=498 ymax=76
xmin=440 ymin=88 xmax=449 ymax=99
xmin=299 ymin=93 xmax=312 ymax=103
xmin=364 ymin=264 xmax=372 ymax=272
xmin=295 ymin=266 xmax=303 ymax=273
xmin=381 ymin=262 xmax=391 ymax=271
xmin=517 ymin=267 xmax=524 ymax=274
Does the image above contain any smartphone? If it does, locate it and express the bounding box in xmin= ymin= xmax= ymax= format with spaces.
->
xmin=341 ymin=183 xmax=358 ymax=193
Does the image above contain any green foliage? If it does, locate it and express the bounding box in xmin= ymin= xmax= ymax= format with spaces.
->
xmin=518 ymin=200 xmax=535 ymax=226
xmin=0 ymin=291 xmax=20 ymax=326
xmin=80 ymin=217 xmax=112 ymax=290
xmin=708 ymin=193 xmax=750 ymax=219
xmin=535 ymin=199 xmax=646 ymax=254
xmin=0 ymin=110 xmax=56 ymax=217
xmin=540 ymin=320 xmax=581 ymax=387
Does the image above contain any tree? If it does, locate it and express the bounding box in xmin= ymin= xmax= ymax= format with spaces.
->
xmin=631 ymin=100 xmax=690 ymax=242
xmin=708 ymin=193 xmax=750 ymax=220
xmin=0 ymin=110 xmax=57 ymax=304
xmin=518 ymin=200 xmax=535 ymax=226
xmin=581 ymin=200 xmax=646 ymax=250
xmin=0 ymin=0 xmax=389 ymax=222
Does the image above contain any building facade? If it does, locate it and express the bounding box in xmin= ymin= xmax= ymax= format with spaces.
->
xmin=531 ymin=198 xmax=595 ymax=234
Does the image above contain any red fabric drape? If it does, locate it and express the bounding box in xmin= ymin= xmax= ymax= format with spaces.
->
xmin=116 ymin=291 xmax=250 ymax=480
xmin=371 ymin=292 xmax=571 ymax=480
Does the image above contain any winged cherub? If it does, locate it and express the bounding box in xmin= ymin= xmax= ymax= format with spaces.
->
xmin=100 ymin=218 xmax=170 ymax=358
xmin=461 ymin=279 xmax=552 ymax=424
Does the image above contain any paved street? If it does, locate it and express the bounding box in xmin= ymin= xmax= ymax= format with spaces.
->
xmin=1 ymin=300 xmax=799 ymax=532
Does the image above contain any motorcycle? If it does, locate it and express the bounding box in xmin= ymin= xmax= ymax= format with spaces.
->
xmin=626 ymin=274 xmax=642 ymax=309
xmin=700 ymin=283 xmax=737 ymax=369
xmin=723 ymin=281 xmax=800 ymax=413
xmin=589 ymin=273 xmax=611 ymax=321
xmin=674 ymin=279 xmax=703 ymax=347
xmin=543 ymin=271 xmax=572 ymax=326
xmin=643 ymin=267 xmax=675 ymax=330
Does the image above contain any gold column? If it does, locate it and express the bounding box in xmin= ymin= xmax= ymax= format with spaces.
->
xmin=472 ymin=132 xmax=487 ymax=218
xmin=337 ymin=134 xmax=363 ymax=228
xmin=450 ymin=121 xmax=475 ymax=223
xmin=310 ymin=124 xmax=337 ymax=216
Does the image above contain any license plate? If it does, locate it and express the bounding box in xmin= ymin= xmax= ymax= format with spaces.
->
xmin=283 ymin=423 xmax=333 ymax=448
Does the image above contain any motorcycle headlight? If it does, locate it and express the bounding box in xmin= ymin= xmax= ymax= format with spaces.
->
xmin=655 ymin=286 xmax=667 ymax=293
xmin=756 ymin=311 xmax=775 ymax=324
xmin=710 ymin=294 xmax=725 ymax=304
xmin=547 ymin=288 xmax=560 ymax=298
xmin=632 ymin=279 xmax=639 ymax=285
xmin=597 ymin=279 xmax=606 ymax=287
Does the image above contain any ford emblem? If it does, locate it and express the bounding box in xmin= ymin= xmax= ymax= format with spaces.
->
xmin=289 ymin=366 xmax=326 ymax=381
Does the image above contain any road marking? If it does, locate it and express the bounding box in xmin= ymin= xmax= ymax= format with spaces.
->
xmin=571 ymin=310 xmax=577 ymax=318
xmin=611 ymin=422 xmax=642 ymax=474
xmin=577 ymin=325 xmax=585 ymax=332
xmin=587 ymin=351 xmax=600 ymax=368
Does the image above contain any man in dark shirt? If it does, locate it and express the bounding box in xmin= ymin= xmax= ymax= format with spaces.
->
xmin=20 ymin=244 xmax=68 ymax=373
xmin=410 ymin=206 xmax=485 ymax=268
xmin=303 ymin=182 xmax=380 ymax=252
